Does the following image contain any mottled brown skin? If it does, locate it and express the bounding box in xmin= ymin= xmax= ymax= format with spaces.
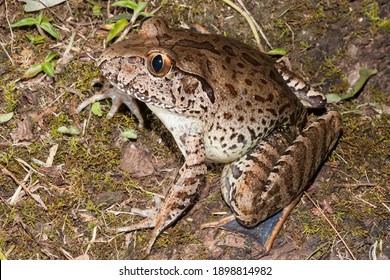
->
xmin=77 ymin=17 xmax=342 ymax=254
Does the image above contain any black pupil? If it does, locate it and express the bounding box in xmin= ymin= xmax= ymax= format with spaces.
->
xmin=152 ymin=55 xmax=163 ymax=73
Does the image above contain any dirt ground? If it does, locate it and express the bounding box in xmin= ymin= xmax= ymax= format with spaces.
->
xmin=0 ymin=0 xmax=389 ymax=260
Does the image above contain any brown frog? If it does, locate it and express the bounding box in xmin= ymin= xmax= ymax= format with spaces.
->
xmin=77 ymin=17 xmax=342 ymax=254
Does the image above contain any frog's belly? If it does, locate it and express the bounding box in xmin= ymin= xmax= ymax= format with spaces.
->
xmin=204 ymin=134 xmax=254 ymax=164
xmin=148 ymin=104 xmax=254 ymax=163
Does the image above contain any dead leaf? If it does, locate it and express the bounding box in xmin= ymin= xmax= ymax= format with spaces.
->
xmin=320 ymin=199 xmax=334 ymax=214
xmin=74 ymin=253 xmax=90 ymax=260
xmin=78 ymin=212 xmax=97 ymax=223
xmin=119 ymin=143 xmax=156 ymax=178
xmin=10 ymin=116 xmax=33 ymax=143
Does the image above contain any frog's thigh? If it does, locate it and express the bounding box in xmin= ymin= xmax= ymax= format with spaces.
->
xmin=222 ymin=111 xmax=342 ymax=227
xmin=221 ymin=129 xmax=297 ymax=227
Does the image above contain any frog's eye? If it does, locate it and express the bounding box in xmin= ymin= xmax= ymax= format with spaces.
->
xmin=147 ymin=53 xmax=172 ymax=77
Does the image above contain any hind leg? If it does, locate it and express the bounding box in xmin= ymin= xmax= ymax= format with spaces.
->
xmin=203 ymin=111 xmax=342 ymax=251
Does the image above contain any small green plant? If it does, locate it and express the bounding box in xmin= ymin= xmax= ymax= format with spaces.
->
xmin=26 ymin=34 xmax=45 ymax=45
xmin=10 ymin=12 xmax=60 ymax=39
xmin=92 ymin=4 xmax=102 ymax=16
xmin=326 ymin=68 xmax=377 ymax=103
xmin=106 ymin=1 xmax=153 ymax=42
xmin=23 ymin=52 xmax=59 ymax=78
xmin=0 ymin=112 xmax=13 ymax=123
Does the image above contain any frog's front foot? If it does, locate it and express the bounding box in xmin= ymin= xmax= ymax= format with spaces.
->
xmin=76 ymin=85 xmax=144 ymax=127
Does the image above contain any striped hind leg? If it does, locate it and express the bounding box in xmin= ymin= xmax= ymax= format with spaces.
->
xmin=205 ymin=111 xmax=342 ymax=251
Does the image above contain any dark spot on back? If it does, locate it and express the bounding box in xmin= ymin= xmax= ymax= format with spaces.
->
xmin=245 ymin=79 xmax=252 ymax=86
xmin=232 ymin=69 xmax=237 ymax=80
xmin=242 ymin=52 xmax=260 ymax=66
xmin=254 ymin=95 xmax=265 ymax=102
xmin=278 ymin=103 xmax=289 ymax=115
xmin=206 ymin=59 xmax=213 ymax=73
xmin=222 ymin=45 xmax=236 ymax=56
xmin=156 ymin=33 xmax=173 ymax=44
xmin=269 ymin=69 xmax=282 ymax=83
xmin=224 ymin=112 xmax=233 ymax=120
xmin=266 ymin=108 xmax=277 ymax=116
xmin=260 ymin=78 xmax=268 ymax=85
xmin=176 ymin=39 xmax=220 ymax=55
xmin=225 ymin=83 xmax=238 ymax=97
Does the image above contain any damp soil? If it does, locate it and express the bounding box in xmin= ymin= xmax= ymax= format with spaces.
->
xmin=0 ymin=0 xmax=389 ymax=260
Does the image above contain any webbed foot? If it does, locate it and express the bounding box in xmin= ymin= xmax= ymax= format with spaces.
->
xmin=76 ymin=84 xmax=144 ymax=127
xmin=202 ymin=194 xmax=301 ymax=253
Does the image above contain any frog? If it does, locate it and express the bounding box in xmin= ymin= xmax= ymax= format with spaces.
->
xmin=76 ymin=17 xmax=342 ymax=254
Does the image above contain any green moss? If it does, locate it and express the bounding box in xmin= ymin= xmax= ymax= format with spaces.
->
xmin=0 ymin=147 xmax=14 ymax=165
xmin=363 ymin=0 xmax=390 ymax=32
xmin=50 ymin=113 xmax=72 ymax=138
xmin=1 ymin=80 xmax=19 ymax=112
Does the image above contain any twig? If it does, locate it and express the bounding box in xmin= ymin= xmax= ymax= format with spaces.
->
xmin=381 ymin=202 xmax=390 ymax=213
xmin=15 ymin=157 xmax=44 ymax=176
xmin=127 ymin=185 xmax=165 ymax=199
xmin=223 ymin=0 xmax=264 ymax=52
xmin=304 ymin=191 xmax=356 ymax=260
xmin=353 ymin=195 xmax=377 ymax=208
xmin=0 ymin=41 xmax=14 ymax=65
xmin=4 ymin=168 xmax=31 ymax=205
xmin=63 ymin=32 xmax=76 ymax=57
xmin=4 ymin=0 xmax=14 ymax=45
xmin=285 ymin=22 xmax=295 ymax=51
xmin=333 ymin=183 xmax=377 ymax=188
xmin=46 ymin=144 xmax=59 ymax=167
xmin=37 ymin=0 xmax=67 ymax=25
xmin=85 ymin=226 xmax=99 ymax=254
xmin=236 ymin=0 xmax=273 ymax=50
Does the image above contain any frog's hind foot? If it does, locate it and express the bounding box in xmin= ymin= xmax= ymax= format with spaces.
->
xmin=201 ymin=194 xmax=301 ymax=253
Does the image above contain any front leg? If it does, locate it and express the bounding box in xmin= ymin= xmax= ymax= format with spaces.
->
xmin=118 ymin=135 xmax=207 ymax=254
xmin=76 ymin=82 xmax=144 ymax=127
